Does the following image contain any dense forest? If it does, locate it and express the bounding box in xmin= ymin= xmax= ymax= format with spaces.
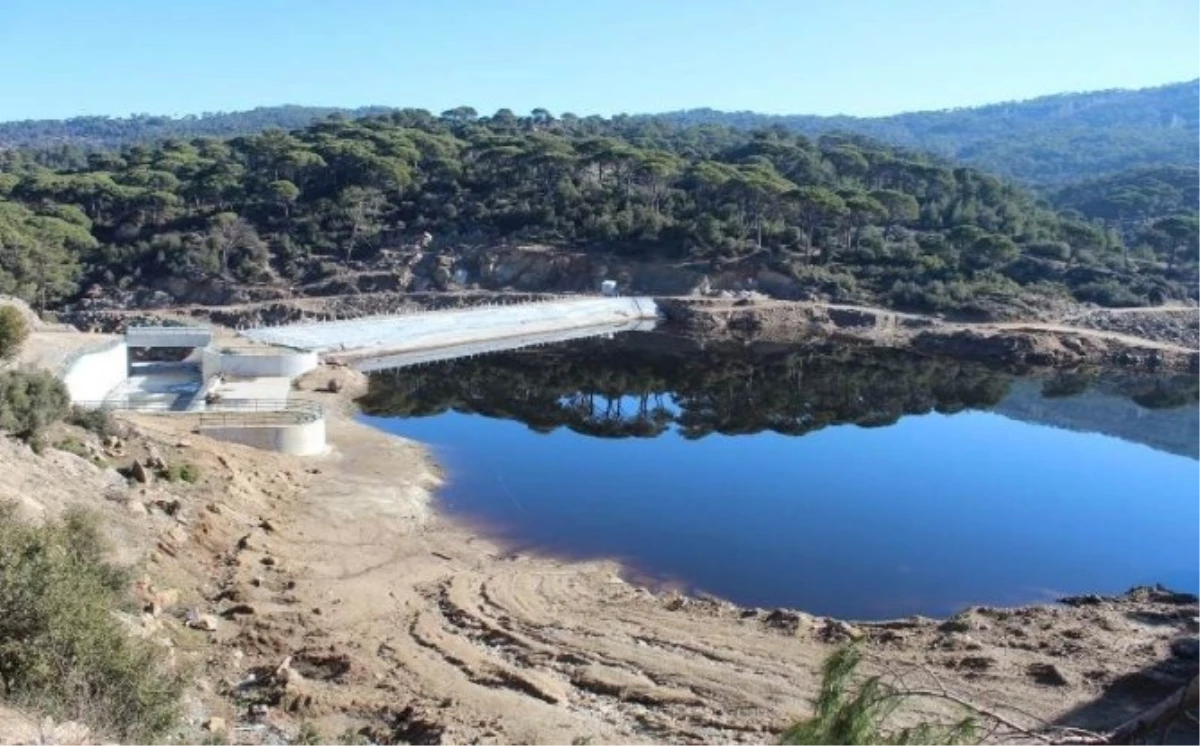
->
xmin=2 ymin=81 xmax=1194 ymax=187
xmin=1050 ymin=165 xmax=1199 ymax=226
xmin=650 ymin=80 xmax=1200 ymax=186
xmin=0 ymin=106 xmax=398 ymax=153
xmin=1046 ymin=165 xmax=1200 ymax=284
xmin=0 ymin=106 xmax=1195 ymax=315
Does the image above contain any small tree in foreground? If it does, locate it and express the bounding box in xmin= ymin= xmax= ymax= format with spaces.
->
xmin=781 ymin=646 xmax=977 ymax=745
xmin=785 ymin=644 xmax=1200 ymax=745
xmin=0 ymin=305 xmax=29 ymax=361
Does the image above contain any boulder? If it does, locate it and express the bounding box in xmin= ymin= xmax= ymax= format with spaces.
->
xmin=145 ymin=445 xmax=167 ymax=471
xmin=221 ymin=604 xmax=256 ymax=619
xmin=1028 ymin=662 xmax=1072 ymax=687
xmin=166 ymin=525 xmax=188 ymax=545
xmin=763 ymin=609 xmax=816 ymax=635
xmin=130 ymin=460 xmax=152 ymax=484
xmin=822 ymin=619 xmax=866 ymax=642
xmin=186 ymin=611 xmax=220 ymax=633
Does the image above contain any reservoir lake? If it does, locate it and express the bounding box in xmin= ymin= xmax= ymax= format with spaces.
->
xmin=359 ymin=332 xmax=1199 ymax=619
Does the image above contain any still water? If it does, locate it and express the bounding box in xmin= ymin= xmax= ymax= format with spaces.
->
xmin=359 ymin=333 xmax=1199 ymax=619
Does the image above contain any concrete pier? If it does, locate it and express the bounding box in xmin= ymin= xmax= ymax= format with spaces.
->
xmin=238 ymin=297 xmax=659 ymax=364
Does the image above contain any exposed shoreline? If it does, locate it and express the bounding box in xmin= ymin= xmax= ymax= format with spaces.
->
xmin=5 ymin=310 xmax=1198 ymax=744
xmin=268 ymin=369 xmax=1198 ymax=743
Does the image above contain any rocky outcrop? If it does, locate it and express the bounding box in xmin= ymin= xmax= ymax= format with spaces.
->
xmin=1064 ymin=308 xmax=1200 ymax=350
xmin=656 ymin=298 xmax=929 ymax=340
xmin=911 ymin=329 xmax=1198 ymax=372
xmin=658 ymin=298 xmax=1199 ymax=373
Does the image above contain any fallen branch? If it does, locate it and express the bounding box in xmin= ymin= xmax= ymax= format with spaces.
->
xmin=901 ymin=676 xmax=1198 ymax=745
xmin=1104 ymin=675 xmax=1197 ymax=745
xmin=898 ymin=688 xmax=1058 ymax=743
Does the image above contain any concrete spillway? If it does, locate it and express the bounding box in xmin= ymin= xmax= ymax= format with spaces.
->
xmin=353 ymin=318 xmax=657 ymax=372
xmin=239 ymin=297 xmax=659 ymax=369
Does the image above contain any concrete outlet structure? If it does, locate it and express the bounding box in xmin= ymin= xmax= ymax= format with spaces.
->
xmin=58 ymin=326 xmax=325 ymax=456
xmin=57 ymin=297 xmax=661 ymax=455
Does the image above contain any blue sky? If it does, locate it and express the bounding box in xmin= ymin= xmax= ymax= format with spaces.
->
xmin=1 ymin=0 xmax=1196 ymax=120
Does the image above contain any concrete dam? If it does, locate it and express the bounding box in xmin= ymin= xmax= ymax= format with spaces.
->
xmin=238 ymin=296 xmax=660 ymax=369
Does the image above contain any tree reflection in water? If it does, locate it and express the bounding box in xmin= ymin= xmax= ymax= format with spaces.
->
xmin=358 ymin=334 xmax=1015 ymax=439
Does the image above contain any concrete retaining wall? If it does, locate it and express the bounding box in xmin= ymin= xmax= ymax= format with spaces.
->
xmin=199 ymin=418 xmax=326 ymax=456
xmin=200 ymin=347 xmax=319 ymax=379
xmin=59 ymin=340 xmax=129 ymax=405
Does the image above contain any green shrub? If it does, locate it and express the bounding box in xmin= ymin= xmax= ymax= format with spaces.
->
xmin=164 ymin=462 xmax=201 ymax=484
xmin=66 ymin=406 xmax=119 ymax=438
xmin=1072 ymin=280 xmax=1145 ymax=307
xmin=1024 ymin=241 xmax=1071 ymax=261
xmin=338 ymin=727 xmax=371 ymax=745
xmin=53 ymin=436 xmax=107 ymax=466
xmin=0 ymin=306 xmax=29 ymax=361
xmin=0 ymin=502 xmax=183 ymax=741
xmin=0 ymin=370 xmax=71 ymax=440
xmin=295 ymin=722 xmax=323 ymax=745
xmin=54 ymin=436 xmax=89 ymax=458
xmin=781 ymin=646 xmax=977 ymax=745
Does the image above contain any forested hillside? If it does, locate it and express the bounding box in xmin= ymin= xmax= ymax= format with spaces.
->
xmin=1051 ymin=165 xmax=1198 ymax=224
xmin=0 ymin=106 xmax=397 ymax=151
xmin=0 ymin=109 xmax=1195 ymax=316
xmin=649 ymin=81 xmax=1200 ymax=186
xmin=2 ymin=81 xmax=1194 ymax=189
xmin=1049 ymin=166 xmax=1199 ymax=270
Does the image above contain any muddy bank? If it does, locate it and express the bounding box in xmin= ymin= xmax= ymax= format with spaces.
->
xmin=657 ymin=298 xmax=1200 ymax=373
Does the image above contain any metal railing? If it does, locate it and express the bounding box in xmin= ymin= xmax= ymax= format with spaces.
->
xmin=198 ymin=399 xmax=323 ymax=428
xmin=72 ymin=397 xmax=324 ymax=426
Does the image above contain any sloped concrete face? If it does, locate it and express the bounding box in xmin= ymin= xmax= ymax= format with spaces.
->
xmin=238 ymin=297 xmax=658 ymax=356
xmin=353 ymin=318 xmax=656 ymax=372
xmin=59 ymin=340 xmax=129 ymax=405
